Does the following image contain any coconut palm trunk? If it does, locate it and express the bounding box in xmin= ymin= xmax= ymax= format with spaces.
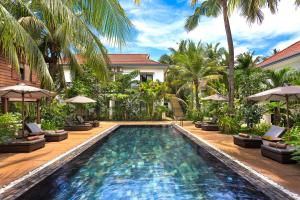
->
xmin=222 ymin=0 xmax=235 ymax=114
xmin=194 ymin=79 xmax=201 ymax=110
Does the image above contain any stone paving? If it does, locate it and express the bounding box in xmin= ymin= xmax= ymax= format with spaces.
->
xmin=180 ymin=121 xmax=300 ymax=196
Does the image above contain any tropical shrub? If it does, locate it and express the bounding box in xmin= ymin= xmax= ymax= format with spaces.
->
xmin=0 ymin=113 xmax=21 ymax=143
xmin=284 ymin=126 xmax=300 ymax=164
xmin=218 ymin=116 xmax=240 ymax=135
xmin=154 ymin=105 xmax=168 ymax=120
xmin=290 ymin=105 xmax=300 ymax=127
xmin=240 ymin=103 xmax=264 ymax=128
xmin=138 ymin=81 xmax=169 ymax=120
xmin=186 ymin=109 xmax=203 ymax=122
xmin=252 ymin=123 xmax=271 ymax=136
xmin=239 ymin=123 xmax=271 ymax=135
xmin=41 ymin=120 xmax=58 ymax=131
xmin=41 ymin=100 xmax=68 ymax=130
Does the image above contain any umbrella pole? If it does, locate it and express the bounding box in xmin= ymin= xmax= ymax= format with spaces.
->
xmin=22 ymin=92 xmax=25 ymax=137
xmin=286 ymin=95 xmax=290 ymax=140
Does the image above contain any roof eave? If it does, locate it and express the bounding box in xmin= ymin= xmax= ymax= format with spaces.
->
xmin=258 ymin=52 xmax=300 ymax=68
xmin=111 ymin=64 xmax=168 ymax=67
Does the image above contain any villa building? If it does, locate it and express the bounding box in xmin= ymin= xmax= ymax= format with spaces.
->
xmin=258 ymin=40 xmax=300 ymax=124
xmin=0 ymin=53 xmax=40 ymax=88
xmin=62 ymin=54 xmax=168 ymax=84
xmin=258 ymin=40 xmax=300 ymax=71
xmin=61 ymin=53 xmax=168 ymax=119
xmin=0 ymin=53 xmax=41 ymax=113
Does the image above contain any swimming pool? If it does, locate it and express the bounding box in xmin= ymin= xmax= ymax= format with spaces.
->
xmin=19 ymin=125 xmax=270 ymax=200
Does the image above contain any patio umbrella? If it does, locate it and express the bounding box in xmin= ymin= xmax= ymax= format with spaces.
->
xmin=247 ymin=85 xmax=300 ymax=129
xmin=0 ymin=83 xmax=52 ymax=136
xmin=65 ymin=95 xmax=96 ymax=104
xmin=65 ymin=95 xmax=96 ymax=118
xmin=201 ymin=94 xmax=227 ymax=101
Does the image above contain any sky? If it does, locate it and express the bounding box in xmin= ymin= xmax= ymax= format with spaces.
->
xmin=107 ymin=0 xmax=300 ymax=61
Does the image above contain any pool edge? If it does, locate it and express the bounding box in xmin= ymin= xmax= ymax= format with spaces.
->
xmin=173 ymin=124 xmax=300 ymax=200
xmin=0 ymin=125 xmax=120 ymax=200
xmin=1 ymin=123 xmax=299 ymax=200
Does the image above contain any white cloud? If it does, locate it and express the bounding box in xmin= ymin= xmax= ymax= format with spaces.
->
xmin=113 ymin=0 xmax=300 ymax=59
xmin=274 ymin=35 xmax=300 ymax=50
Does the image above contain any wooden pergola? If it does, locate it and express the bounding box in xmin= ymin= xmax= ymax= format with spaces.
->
xmin=1 ymin=97 xmax=42 ymax=124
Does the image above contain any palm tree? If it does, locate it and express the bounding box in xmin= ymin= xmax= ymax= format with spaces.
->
xmin=171 ymin=40 xmax=221 ymax=110
xmin=235 ymin=52 xmax=269 ymax=98
xmin=272 ymin=48 xmax=280 ymax=55
xmin=1 ymin=0 xmax=132 ymax=88
xmin=184 ymin=0 xmax=294 ymax=114
xmin=206 ymin=43 xmax=226 ymax=65
xmin=266 ymin=68 xmax=300 ymax=88
xmin=159 ymin=54 xmax=175 ymax=65
xmin=0 ymin=1 xmax=52 ymax=87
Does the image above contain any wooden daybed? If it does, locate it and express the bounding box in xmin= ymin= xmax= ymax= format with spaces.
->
xmin=0 ymin=138 xmax=45 ymax=153
xmin=26 ymin=123 xmax=68 ymax=142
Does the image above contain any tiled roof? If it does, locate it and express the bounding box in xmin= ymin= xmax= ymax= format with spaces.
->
xmin=258 ymin=40 xmax=300 ymax=67
xmin=108 ymin=54 xmax=162 ymax=65
xmin=60 ymin=54 xmax=165 ymax=66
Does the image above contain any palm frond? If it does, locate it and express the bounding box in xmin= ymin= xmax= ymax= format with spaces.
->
xmin=42 ymin=0 xmax=132 ymax=47
xmin=0 ymin=3 xmax=53 ymax=87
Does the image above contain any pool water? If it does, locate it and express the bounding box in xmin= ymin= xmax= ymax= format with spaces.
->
xmin=19 ymin=126 xmax=270 ymax=200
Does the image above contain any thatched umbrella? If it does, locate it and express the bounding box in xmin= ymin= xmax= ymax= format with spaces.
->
xmin=247 ymin=85 xmax=300 ymax=130
xmin=0 ymin=83 xmax=52 ymax=136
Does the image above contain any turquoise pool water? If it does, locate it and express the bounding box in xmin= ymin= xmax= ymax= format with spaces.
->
xmin=20 ymin=126 xmax=270 ymax=200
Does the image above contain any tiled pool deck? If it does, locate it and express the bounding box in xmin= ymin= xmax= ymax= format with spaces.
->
xmin=0 ymin=121 xmax=299 ymax=198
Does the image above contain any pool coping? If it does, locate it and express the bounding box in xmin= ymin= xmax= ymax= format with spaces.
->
xmin=173 ymin=124 xmax=300 ymax=200
xmin=0 ymin=123 xmax=299 ymax=200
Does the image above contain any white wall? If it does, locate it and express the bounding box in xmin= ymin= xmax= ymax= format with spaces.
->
xmin=264 ymin=56 xmax=300 ymax=71
xmin=63 ymin=66 xmax=72 ymax=83
xmin=63 ymin=65 xmax=167 ymax=83
xmin=122 ymin=67 xmax=166 ymax=82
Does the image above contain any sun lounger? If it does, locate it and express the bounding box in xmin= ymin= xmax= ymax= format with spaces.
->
xmin=76 ymin=116 xmax=100 ymax=127
xmin=201 ymin=123 xmax=219 ymax=131
xmin=0 ymin=137 xmax=45 ymax=153
xmin=64 ymin=119 xmax=93 ymax=131
xmin=261 ymin=142 xmax=296 ymax=164
xmin=197 ymin=117 xmax=219 ymax=131
xmin=233 ymin=125 xmax=285 ymax=148
xmin=201 ymin=118 xmax=219 ymax=131
xmin=26 ymin=123 xmax=68 ymax=142
xmin=194 ymin=121 xmax=202 ymax=128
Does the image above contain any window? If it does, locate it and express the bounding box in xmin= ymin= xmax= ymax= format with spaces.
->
xmin=140 ymin=73 xmax=153 ymax=82
xmin=29 ymin=70 xmax=33 ymax=82
xmin=19 ymin=67 xmax=25 ymax=80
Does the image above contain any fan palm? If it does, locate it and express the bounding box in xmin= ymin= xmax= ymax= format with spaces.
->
xmin=1 ymin=0 xmax=132 ymax=88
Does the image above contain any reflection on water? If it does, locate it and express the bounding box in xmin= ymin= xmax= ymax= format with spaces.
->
xmin=20 ymin=126 xmax=270 ymax=200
